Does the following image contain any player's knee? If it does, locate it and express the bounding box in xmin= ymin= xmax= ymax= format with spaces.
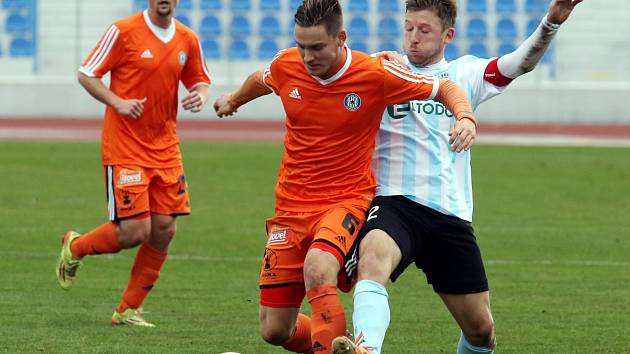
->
xmin=465 ymin=319 xmax=495 ymax=348
xmin=303 ymin=250 xmax=339 ymax=288
xmin=260 ymin=325 xmax=291 ymax=346
xmin=118 ymin=225 xmax=150 ymax=248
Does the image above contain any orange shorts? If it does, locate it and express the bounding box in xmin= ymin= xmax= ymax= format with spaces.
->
xmin=104 ymin=164 xmax=190 ymax=221
xmin=259 ymin=203 xmax=366 ymax=308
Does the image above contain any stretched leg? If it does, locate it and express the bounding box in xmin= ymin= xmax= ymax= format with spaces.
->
xmin=345 ymin=229 xmax=401 ymax=354
xmin=304 ymin=248 xmax=346 ymax=353
xmin=440 ymin=292 xmax=495 ymax=353
xmin=56 ymin=214 xmax=151 ymax=290
xmin=113 ymin=214 xmax=175 ymax=326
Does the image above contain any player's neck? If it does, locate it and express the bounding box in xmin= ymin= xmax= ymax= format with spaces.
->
xmin=319 ymin=47 xmax=347 ymax=80
xmin=148 ymin=10 xmax=172 ymax=29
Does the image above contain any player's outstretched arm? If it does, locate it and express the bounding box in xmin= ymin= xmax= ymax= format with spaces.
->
xmin=497 ymin=0 xmax=583 ymax=78
xmin=213 ymin=70 xmax=273 ymax=118
xmin=434 ymin=79 xmax=477 ymax=152
xmin=78 ymin=72 xmax=146 ymax=120
xmin=182 ymin=85 xmax=210 ymax=113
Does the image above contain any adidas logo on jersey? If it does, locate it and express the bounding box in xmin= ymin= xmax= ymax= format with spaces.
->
xmin=288 ymin=88 xmax=301 ymax=100
xmin=140 ymin=49 xmax=153 ymax=59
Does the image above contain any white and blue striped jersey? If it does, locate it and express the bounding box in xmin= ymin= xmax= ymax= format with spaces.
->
xmin=373 ymin=55 xmax=508 ymax=222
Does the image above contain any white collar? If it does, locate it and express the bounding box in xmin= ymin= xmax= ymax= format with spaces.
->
xmin=311 ymin=44 xmax=352 ymax=86
xmin=143 ymin=9 xmax=175 ymax=44
xmin=404 ymin=55 xmax=448 ymax=71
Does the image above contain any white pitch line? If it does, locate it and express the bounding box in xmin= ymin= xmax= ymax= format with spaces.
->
xmin=4 ymin=250 xmax=629 ymax=267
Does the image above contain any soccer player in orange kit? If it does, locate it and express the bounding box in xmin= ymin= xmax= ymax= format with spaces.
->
xmin=56 ymin=0 xmax=211 ymax=327
xmin=212 ymin=0 xmax=478 ymax=351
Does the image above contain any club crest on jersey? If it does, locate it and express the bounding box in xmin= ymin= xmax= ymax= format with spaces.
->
xmin=178 ymin=51 xmax=187 ymax=65
xmin=343 ymin=93 xmax=361 ymax=111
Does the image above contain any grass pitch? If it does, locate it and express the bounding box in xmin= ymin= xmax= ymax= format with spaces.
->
xmin=0 ymin=141 xmax=628 ymax=353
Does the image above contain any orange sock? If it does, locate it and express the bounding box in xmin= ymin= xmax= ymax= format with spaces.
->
xmin=307 ymin=284 xmax=346 ymax=353
xmin=70 ymin=222 xmax=120 ymax=258
xmin=282 ymin=313 xmax=312 ymax=353
xmin=116 ymin=243 xmax=167 ymax=313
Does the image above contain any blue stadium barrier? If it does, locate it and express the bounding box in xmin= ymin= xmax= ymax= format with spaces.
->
xmin=497 ymin=42 xmax=515 ymax=56
xmin=231 ymin=0 xmax=251 ymax=11
xmin=230 ymin=15 xmax=251 ymax=37
xmin=259 ymin=0 xmax=280 ymax=11
xmin=348 ymin=17 xmax=369 ymax=38
xmin=466 ymin=0 xmax=487 ymax=13
xmin=6 ymin=13 xmax=30 ymax=33
xmin=468 ymin=42 xmax=489 ymax=58
xmin=200 ymin=15 xmax=221 ymax=37
xmin=178 ymin=0 xmax=193 ymax=10
xmin=287 ymin=18 xmax=294 ymax=36
xmin=378 ymin=0 xmax=398 ymax=13
xmin=378 ymin=41 xmax=399 ymax=52
xmin=348 ymin=0 xmax=369 ymax=13
xmin=350 ymin=41 xmax=369 ymax=53
xmin=444 ymin=43 xmax=458 ymax=60
xmin=289 ymin=0 xmax=301 ymax=11
xmin=466 ymin=18 xmax=487 ymax=39
xmin=229 ymin=39 xmax=250 ymax=59
xmin=526 ymin=18 xmax=539 ymax=35
xmin=3 ymin=0 xmax=28 ymax=10
xmin=378 ymin=17 xmax=399 ymax=38
xmin=176 ymin=14 xmax=191 ymax=28
xmin=495 ymin=0 xmax=517 ymax=13
xmin=132 ymin=0 xmax=144 ymax=11
xmin=525 ymin=0 xmax=547 ymax=14
xmin=496 ymin=18 xmax=517 ymax=40
xmin=258 ymin=39 xmax=279 ymax=59
xmin=259 ymin=16 xmax=281 ymax=37
xmin=9 ymin=37 xmax=32 ymax=56
xmin=201 ymin=0 xmax=223 ymax=10
xmin=202 ymin=39 xmax=221 ymax=59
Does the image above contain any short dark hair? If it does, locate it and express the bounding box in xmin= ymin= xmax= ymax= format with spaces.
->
xmin=405 ymin=0 xmax=457 ymax=30
xmin=294 ymin=0 xmax=343 ymax=36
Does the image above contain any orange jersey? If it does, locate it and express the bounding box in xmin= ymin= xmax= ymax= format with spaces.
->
xmin=80 ymin=11 xmax=211 ymax=167
xmin=262 ymin=47 xmax=440 ymax=212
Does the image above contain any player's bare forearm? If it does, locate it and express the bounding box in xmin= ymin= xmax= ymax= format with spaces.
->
xmin=78 ymin=72 xmax=147 ymax=119
xmin=77 ymin=72 xmax=122 ymax=108
xmin=182 ymin=84 xmax=210 ymax=113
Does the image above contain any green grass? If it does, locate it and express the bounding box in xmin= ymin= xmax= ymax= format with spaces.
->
xmin=0 ymin=142 xmax=629 ymax=353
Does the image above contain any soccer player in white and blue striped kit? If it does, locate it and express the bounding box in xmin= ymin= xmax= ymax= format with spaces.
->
xmin=333 ymin=0 xmax=584 ymax=353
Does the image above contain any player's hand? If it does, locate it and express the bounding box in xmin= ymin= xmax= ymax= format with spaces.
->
xmin=181 ymin=90 xmax=207 ymax=113
xmin=114 ymin=97 xmax=147 ymax=119
xmin=449 ymin=117 xmax=477 ymax=152
xmin=372 ymin=51 xmax=408 ymax=68
xmin=213 ymin=93 xmax=238 ymax=118
xmin=547 ymin=0 xmax=583 ymax=25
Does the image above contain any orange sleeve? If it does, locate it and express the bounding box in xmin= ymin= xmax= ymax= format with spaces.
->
xmin=434 ymin=79 xmax=476 ymax=126
xmin=381 ymin=59 xmax=441 ymax=105
xmin=181 ymin=33 xmax=212 ymax=89
xmin=228 ymin=70 xmax=273 ymax=109
xmin=79 ymin=24 xmax=124 ymax=78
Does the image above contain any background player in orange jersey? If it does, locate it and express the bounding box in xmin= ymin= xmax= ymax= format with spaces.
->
xmin=55 ymin=0 xmax=211 ymax=327
xmin=213 ymin=0 xmax=477 ymax=352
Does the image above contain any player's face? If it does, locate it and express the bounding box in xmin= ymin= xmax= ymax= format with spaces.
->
xmin=404 ymin=9 xmax=454 ymax=67
xmin=149 ymin=0 xmax=177 ymax=16
xmin=294 ymin=24 xmax=346 ymax=79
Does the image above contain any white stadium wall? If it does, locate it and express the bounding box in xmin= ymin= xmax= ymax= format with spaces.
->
xmin=0 ymin=0 xmax=629 ymax=123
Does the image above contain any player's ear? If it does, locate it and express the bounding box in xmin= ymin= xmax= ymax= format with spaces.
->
xmin=338 ymin=29 xmax=347 ymax=48
xmin=444 ymin=27 xmax=455 ymax=44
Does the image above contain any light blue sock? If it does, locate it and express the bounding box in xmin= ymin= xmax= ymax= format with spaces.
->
xmin=457 ymin=331 xmax=494 ymax=354
xmin=352 ymin=279 xmax=389 ymax=354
